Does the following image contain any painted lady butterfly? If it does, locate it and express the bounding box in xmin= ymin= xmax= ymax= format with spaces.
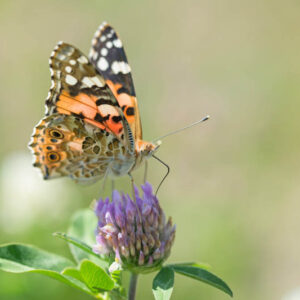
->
xmin=29 ymin=22 xmax=161 ymax=184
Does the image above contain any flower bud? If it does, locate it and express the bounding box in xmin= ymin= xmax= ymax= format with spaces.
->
xmin=93 ymin=182 xmax=176 ymax=273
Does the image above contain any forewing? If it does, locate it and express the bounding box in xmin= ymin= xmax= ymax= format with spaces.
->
xmin=89 ymin=22 xmax=142 ymax=140
xmin=89 ymin=22 xmax=135 ymax=96
xmin=46 ymin=41 xmax=133 ymax=147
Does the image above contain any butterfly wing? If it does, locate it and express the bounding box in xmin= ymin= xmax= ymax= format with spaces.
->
xmin=89 ymin=22 xmax=142 ymax=140
xmin=29 ymin=42 xmax=135 ymax=182
xmin=29 ymin=114 xmax=126 ymax=182
xmin=46 ymin=42 xmax=134 ymax=146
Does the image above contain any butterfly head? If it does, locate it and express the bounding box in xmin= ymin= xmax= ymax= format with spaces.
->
xmin=136 ymin=140 xmax=161 ymax=159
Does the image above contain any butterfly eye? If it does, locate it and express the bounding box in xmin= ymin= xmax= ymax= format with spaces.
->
xmin=47 ymin=152 xmax=60 ymax=162
xmin=49 ymin=129 xmax=64 ymax=139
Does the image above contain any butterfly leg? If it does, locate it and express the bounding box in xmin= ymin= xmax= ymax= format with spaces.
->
xmin=128 ymin=172 xmax=142 ymax=220
xmin=128 ymin=172 xmax=136 ymax=202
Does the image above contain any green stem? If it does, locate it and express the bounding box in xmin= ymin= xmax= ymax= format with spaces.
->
xmin=128 ymin=273 xmax=138 ymax=300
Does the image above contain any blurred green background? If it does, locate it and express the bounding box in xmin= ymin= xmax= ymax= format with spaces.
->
xmin=1 ymin=0 xmax=300 ymax=299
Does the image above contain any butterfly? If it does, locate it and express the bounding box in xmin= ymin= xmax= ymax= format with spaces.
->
xmin=29 ymin=22 xmax=161 ymax=184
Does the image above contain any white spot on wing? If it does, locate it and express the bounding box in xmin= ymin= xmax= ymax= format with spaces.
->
xmin=70 ymin=60 xmax=76 ymax=65
xmin=82 ymin=76 xmax=104 ymax=88
xmin=82 ymin=77 xmax=94 ymax=87
xmin=106 ymin=41 xmax=113 ymax=48
xmin=93 ymin=51 xmax=98 ymax=60
xmin=77 ymin=56 xmax=89 ymax=64
xmin=113 ymin=39 xmax=122 ymax=48
xmin=99 ymin=21 xmax=107 ymax=30
xmin=65 ymin=74 xmax=78 ymax=85
xmin=111 ymin=61 xmax=131 ymax=74
xmin=100 ymin=36 xmax=106 ymax=42
xmin=92 ymin=38 xmax=97 ymax=46
xmin=65 ymin=46 xmax=75 ymax=56
xmin=99 ymin=104 xmax=118 ymax=116
xmin=97 ymin=57 xmax=109 ymax=71
xmin=89 ymin=48 xmax=95 ymax=59
xmin=91 ymin=76 xmax=104 ymax=87
xmin=65 ymin=66 xmax=72 ymax=73
xmin=56 ymin=53 xmax=66 ymax=60
xmin=101 ymin=48 xmax=108 ymax=56
xmin=95 ymin=29 xmax=101 ymax=38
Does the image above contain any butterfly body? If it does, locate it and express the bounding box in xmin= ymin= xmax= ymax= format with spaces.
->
xmin=29 ymin=22 xmax=159 ymax=183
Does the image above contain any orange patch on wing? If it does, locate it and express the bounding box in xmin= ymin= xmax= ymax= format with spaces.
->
xmin=64 ymin=91 xmax=98 ymax=109
xmin=106 ymin=80 xmax=136 ymax=123
xmin=98 ymin=103 xmax=123 ymax=135
xmin=106 ymin=118 xmax=123 ymax=135
xmin=57 ymin=108 xmax=71 ymax=115
xmin=57 ymin=92 xmax=97 ymax=120
xmin=56 ymin=91 xmax=125 ymax=136
xmin=106 ymin=80 xmax=120 ymax=96
xmin=56 ymin=91 xmax=107 ymax=131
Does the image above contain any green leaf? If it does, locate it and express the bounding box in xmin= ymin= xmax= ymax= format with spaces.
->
xmin=168 ymin=262 xmax=211 ymax=270
xmin=68 ymin=209 xmax=108 ymax=269
xmin=0 ymin=244 xmax=93 ymax=295
xmin=111 ymin=269 xmax=122 ymax=286
xmin=80 ymin=260 xmax=115 ymax=292
xmin=38 ymin=270 xmax=93 ymax=295
xmin=170 ymin=265 xmax=233 ymax=297
xmin=0 ymin=243 xmax=74 ymax=272
xmin=152 ymin=267 xmax=174 ymax=300
xmin=54 ymin=232 xmax=100 ymax=260
xmin=67 ymin=209 xmax=97 ymax=262
xmin=62 ymin=267 xmax=84 ymax=283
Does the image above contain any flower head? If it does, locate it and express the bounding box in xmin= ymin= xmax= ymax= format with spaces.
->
xmin=93 ymin=182 xmax=176 ymax=273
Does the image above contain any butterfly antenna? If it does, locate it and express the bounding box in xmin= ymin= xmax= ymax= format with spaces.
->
xmin=152 ymin=115 xmax=210 ymax=143
xmin=152 ymin=155 xmax=170 ymax=195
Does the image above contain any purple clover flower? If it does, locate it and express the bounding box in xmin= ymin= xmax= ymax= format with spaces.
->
xmin=93 ymin=182 xmax=176 ymax=273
